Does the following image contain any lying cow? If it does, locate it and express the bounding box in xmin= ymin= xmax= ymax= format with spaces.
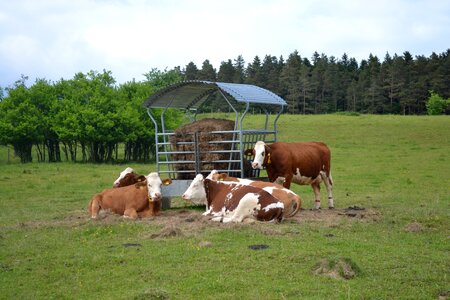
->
xmin=246 ymin=141 xmax=334 ymax=209
xmin=182 ymin=173 xmax=284 ymax=223
xmin=89 ymin=172 xmax=172 ymax=219
xmin=113 ymin=167 xmax=146 ymax=188
xmin=209 ymin=171 xmax=301 ymax=218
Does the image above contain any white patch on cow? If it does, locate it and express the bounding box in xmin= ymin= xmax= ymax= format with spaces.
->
xmin=206 ymin=170 xmax=219 ymax=180
xmin=182 ymin=174 xmax=207 ymax=205
xmin=145 ymin=172 xmax=163 ymax=201
xmin=263 ymin=202 xmax=284 ymax=212
xmin=202 ymin=205 xmax=213 ymax=216
xmin=262 ymin=186 xmax=276 ymax=194
xmin=236 ymin=178 xmax=254 ymax=185
xmin=292 ymin=168 xmax=321 ymax=185
xmin=210 ymin=206 xmax=230 ymax=217
xmin=216 ymin=193 xmax=261 ymax=223
xmin=114 ymin=167 xmax=135 ymax=185
xmin=251 ymin=141 xmax=266 ymax=169
xmin=225 ymin=192 xmax=233 ymax=203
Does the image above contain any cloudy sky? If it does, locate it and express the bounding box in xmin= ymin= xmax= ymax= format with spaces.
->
xmin=1 ymin=0 xmax=449 ymax=88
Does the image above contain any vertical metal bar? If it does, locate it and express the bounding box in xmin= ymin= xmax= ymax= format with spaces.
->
xmin=146 ymin=108 xmax=160 ymax=173
xmin=160 ymin=107 xmax=173 ymax=177
xmin=273 ymin=105 xmax=285 ymax=142
xmin=239 ymin=102 xmax=250 ymax=178
xmin=218 ymin=89 xmax=239 ymax=173
xmin=194 ymin=132 xmax=200 ymax=174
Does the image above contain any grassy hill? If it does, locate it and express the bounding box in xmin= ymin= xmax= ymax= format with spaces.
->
xmin=0 ymin=114 xmax=449 ymax=299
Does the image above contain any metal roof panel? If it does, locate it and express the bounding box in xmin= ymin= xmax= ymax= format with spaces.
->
xmin=143 ymin=81 xmax=286 ymax=109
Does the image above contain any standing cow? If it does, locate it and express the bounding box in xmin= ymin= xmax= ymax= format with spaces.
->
xmin=89 ymin=172 xmax=172 ymax=219
xmin=246 ymin=141 xmax=334 ymax=209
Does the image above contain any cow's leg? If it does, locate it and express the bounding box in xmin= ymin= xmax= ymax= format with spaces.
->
xmin=281 ymin=174 xmax=293 ymax=189
xmin=124 ymin=208 xmax=138 ymax=219
xmin=320 ymin=171 xmax=334 ymax=209
xmin=212 ymin=193 xmax=260 ymax=223
xmin=311 ymin=182 xmax=321 ymax=209
xmin=138 ymin=208 xmax=153 ymax=218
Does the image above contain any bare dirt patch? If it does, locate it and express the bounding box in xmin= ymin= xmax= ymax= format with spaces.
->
xmin=8 ymin=206 xmax=380 ymax=238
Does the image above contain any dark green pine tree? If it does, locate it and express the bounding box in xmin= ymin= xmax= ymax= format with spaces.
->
xmin=245 ymin=56 xmax=262 ymax=85
xmin=198 ymin=60 xmax=217 ymax=81
xmin=233 ymin=55 xmax=245 ymax=83
xmin=184 ymin=62 xmax=199 ymax=80
xmin=280 ymin=51 xmax=303 ymax=114
xmin=217 ymin=59 xmax=235 ymax=82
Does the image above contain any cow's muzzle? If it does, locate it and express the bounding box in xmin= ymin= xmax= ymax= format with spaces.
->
xmin=251 ymin=162 xmax=261 ymax=169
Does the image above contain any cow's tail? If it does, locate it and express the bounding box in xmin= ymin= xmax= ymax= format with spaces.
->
xmin=292 ymin=196 xmax=302 ymax=217
xmin=88 ymin=195 xmax=101 ymax=219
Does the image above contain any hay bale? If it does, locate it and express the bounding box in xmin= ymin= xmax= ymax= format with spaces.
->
xmin=170 ymin=118 xmax=236 ymax=179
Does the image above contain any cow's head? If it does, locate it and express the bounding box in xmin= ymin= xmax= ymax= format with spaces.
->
xmin=113 ymin=167 xmax=135 ymax=187
xmin=182 ymin=174 xmax=207 ymax=205
xmin=145 ymin=172 xmax=172 ymax=202
xmin=250 ymin=141 xmax=268 ymax=169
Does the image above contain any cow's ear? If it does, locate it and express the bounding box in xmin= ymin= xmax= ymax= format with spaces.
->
xmin=134 ymin=181 xmax=146 ymax=189
xmin=162 ymin=178 xmax=172 ymax=186
xmin=244 ymin=149 xmax=254 ymax=156
xmin=218 ymin=173 xmax=228 ymax=181
xmin=137 ymin=175 xmax=146 ymax=182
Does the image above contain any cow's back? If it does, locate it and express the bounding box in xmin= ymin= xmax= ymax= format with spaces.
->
xmin=96 ymin=185 xmax=148 ymax=215
xmin=269 ymin=142 xmax=330 ymax=178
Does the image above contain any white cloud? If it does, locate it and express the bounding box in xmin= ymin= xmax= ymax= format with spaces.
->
xmin=1 ymin=0 xmax=449 ymax=87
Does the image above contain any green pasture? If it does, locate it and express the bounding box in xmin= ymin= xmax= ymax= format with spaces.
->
xmin=0 ymin=114 xmax=449 ymax=299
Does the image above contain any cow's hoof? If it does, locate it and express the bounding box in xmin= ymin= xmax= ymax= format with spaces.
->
xmin=328 ymin=207 xmax=335 ymax=210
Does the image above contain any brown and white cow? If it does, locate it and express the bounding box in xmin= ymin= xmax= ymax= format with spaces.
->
xmin=209 ymin=170 xmax=301 ymax=218
xmin=181 ymin=173 xmax=284 ymax=223
xmin=246 ymin=141 xmax=334 ymax=209
xmin=89 ymin=172 xmax=172 ymax=219
xmin=113 ymin=167 xmax=146 ymax=188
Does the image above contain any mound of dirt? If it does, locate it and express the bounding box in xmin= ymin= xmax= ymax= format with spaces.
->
xmin=405 ymin=222 xmax=424 ymax=233
xmin=312 ymin=257 xmax=361 ymax=280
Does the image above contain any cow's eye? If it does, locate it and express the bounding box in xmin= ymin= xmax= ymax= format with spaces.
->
xmin=261 ymin=151 xmax=265 ymax=157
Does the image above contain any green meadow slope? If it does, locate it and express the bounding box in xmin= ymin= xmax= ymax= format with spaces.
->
xmin=0 ymin=114 xmax=448 ymax=299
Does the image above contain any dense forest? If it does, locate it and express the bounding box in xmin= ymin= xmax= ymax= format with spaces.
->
xmin=0 ymin=50 xmax=449 ymax=163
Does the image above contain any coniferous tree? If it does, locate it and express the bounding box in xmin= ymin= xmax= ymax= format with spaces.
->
xmin=217 ymin=59 xmax=235 ymax=82
xmin=233 ymin=55 xmax=245 ymax=83
xmin=184 ymin=62 xmax=199 ymax=80
xmin=198 ymin=60 xmax=217 ymax=81
xmin=280 ymin=51 xmax=303 ymax=114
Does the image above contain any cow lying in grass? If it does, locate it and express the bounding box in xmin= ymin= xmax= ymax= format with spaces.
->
xmin=113 ymin=167 xmax=146 ymax=188
xmin=89 ymin=172 xmax=172 ymax=219
xmin=182 ymin=172 xmax=284 ymax=223
xmin=208 ymin=170 xmax=301 ymax=218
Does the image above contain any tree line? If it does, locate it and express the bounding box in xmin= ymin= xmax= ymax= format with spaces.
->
xmin=1 ymin=49 xmax=449 ymax=163
xmin=184 ymin=50 xmax=450 ymax=115
xmin=0 ymin=69 xmax=183 ymax=163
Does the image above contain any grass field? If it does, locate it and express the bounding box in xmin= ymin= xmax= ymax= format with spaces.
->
xmin=0 ymin=114 xmax=449 ymax=299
